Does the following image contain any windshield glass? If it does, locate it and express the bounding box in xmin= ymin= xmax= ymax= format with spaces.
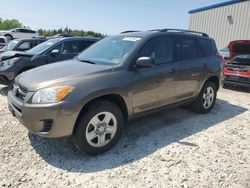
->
xmin=6 ymin=40 xmax=18 ymax=50
xmin=27 ymin=38 xmax=61 ymax=54
xmin=77 ymin=36 xmax=142 ymax=65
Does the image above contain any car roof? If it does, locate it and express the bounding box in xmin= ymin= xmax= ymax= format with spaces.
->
xmin=119 ymin=29 xmax=211 ymax=40
xmin=56 ymin=36 xmax=101 ymax=41
xmin=12 ymin=38 xmax=46 ymax=42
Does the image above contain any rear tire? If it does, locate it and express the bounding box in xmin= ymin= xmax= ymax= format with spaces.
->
xmin=73 ymin=100 xmax=124 ymax=155
xmin=188 ymin=82 xmax=217 ymax=114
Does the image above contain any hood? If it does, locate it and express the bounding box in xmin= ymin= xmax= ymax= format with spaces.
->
xmin=228 ymin=40 xmax=250 ymax=59
xmin=16 ymin=60 xmax=113 ymax=91
xmin=0 ymin=51 xmax=33 ymax=61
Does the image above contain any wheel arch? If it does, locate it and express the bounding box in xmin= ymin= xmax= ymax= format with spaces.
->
xmin=73 ymin=93 xmax=129 ymax=134
xmin=203 ymin=75 xmax=220 ymax=91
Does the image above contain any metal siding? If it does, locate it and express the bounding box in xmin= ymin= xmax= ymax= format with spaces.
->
xmin=189 ymin=1 xmax=250 ymax=49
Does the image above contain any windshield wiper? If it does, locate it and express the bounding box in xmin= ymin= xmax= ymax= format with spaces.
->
xmin=76 ymin=58 xmax=96 ymax=64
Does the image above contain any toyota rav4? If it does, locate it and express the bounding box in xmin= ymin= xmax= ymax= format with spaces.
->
xmin=8 ymin=29 xmax=224 ymax=155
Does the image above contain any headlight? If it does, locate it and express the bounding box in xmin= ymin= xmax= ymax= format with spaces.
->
xmin=0 ymin=57 xmax=21 ymax=67
xmin=31 ymin=86 xmax=73 ymax=104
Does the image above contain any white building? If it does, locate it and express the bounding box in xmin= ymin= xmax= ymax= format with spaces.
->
xmin=189 ymin=0 xmax=250 ymax=49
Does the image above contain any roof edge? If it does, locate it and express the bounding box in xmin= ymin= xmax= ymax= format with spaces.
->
xmin=189 ymin=0 xmax=244 ymax=14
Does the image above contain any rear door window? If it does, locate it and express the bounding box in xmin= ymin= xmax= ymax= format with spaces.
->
xmin=176 ymin=37 xmax=201 ymax=61
xmin=137 ymin=36 xmax=174 ymax=65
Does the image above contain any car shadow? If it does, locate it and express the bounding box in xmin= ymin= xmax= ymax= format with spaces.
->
xmin=29 ymin=98 xmax=248 ymax=173
xmin=0 ymin=85 xmax=8 ymax=96
xmin=223 ymin=84 xmax=250 ymax=93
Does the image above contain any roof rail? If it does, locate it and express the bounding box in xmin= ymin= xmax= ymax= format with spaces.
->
xmin=120 ymin=30 xmax=140 ymax=34
xmin=158 ymin=28 xmax=209 ymax=37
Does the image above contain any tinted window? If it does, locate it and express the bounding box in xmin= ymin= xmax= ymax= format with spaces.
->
xmin=176 ymin=37 xmax=200 ymax=60
xmin=62 ymin=41 xmax=79 ymax=54
xmin=27 ymin=29 xmax=36 ymax=33
xmin=138 ymin=36 xmax=174 ymax=64
xmin=49 ymin=43 xmax=63 ymax=54
xmin=79 ymin=41 xmax=95 ymax=52
xmin=16 ymin=29 xmax=25 ymax=33
xmin=0 ymin=38 xmax=5 ymax=43
xmin=17 ymin=42 xmax=30 ymax=50
xmin=198 ymin=38 xmax=217 ymax=57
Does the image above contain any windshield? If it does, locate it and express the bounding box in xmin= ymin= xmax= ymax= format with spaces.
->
xmin=27 ymin=38 xmax=61 ymax=54
xmin=77 ymin=36 xmax=142 ymax=65
xmin=6 ymin=40 xmax=18 ymax=50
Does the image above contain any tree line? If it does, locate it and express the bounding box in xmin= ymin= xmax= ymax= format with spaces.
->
xmin=0 ymin=18 xmax=105 ymax=38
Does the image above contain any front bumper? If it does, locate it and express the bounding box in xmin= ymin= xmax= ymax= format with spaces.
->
xmin=7 ymin=89 xmax=79 ymax=138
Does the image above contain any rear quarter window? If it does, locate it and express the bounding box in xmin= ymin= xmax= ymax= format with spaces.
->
xmin=198 ymin=38 xmax=217 ymax=57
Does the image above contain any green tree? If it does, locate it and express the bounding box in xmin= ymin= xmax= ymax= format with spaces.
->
xmin=0 ymin=18 xmax=23 ymax=30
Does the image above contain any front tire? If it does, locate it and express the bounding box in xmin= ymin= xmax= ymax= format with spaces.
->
xmin=73 ymin=100 xmax=124 ymax=155
xmin=189 ymin=82 xmax=217 ymax=114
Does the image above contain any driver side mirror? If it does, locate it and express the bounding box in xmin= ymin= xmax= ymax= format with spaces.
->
xmin=50 ymin=49 xmax=60 ymax=56
xmin=135 ymin=57 xmax=155 ymax=68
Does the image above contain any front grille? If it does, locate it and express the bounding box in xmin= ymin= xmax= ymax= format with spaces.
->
xmin=12 ymin=83 xmax=28 ymax=101
xmin=225 ymin=75 xmax=250 ymax=84
xmin=226 ymin=65 xmax=248 ymax=72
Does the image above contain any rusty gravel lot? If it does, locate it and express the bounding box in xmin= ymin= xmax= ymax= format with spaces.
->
xmin=0 ymin=84 xmax=250 ymax=188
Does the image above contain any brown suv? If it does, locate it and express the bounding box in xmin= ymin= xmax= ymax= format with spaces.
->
xmin=8 ymin=29 xmax=224 ymax=155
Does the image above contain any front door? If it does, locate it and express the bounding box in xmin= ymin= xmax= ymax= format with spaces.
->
xmin=131 ymin=36 xmax=179 ymax=113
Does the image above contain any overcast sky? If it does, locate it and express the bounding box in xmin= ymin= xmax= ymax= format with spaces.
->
xmin=1 ymin=0 xmax=225 ymax=34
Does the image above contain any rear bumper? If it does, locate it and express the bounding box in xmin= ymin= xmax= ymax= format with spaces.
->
xmin=7 ymin=90 xmax=79 ymax=138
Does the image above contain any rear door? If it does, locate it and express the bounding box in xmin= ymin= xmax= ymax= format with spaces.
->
xmin=131 ymin=36 xmax=179 ymax=113
xmin=174 ymin=36 xmax=205 ymax=100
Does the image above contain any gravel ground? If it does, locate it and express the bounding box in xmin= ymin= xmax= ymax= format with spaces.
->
xmin=0 ymin=84 xmax=250 ymax=188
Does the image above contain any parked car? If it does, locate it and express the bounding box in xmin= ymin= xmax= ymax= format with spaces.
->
xmin=219 ymin=47 xmax=230 ymax=60
xmin=224 ymin=40 xmax=250 ymax=87
xmin=7 ymin=29 xmax=223 ymax=155
xmin=0 ymin=36 xmax=8 ymax=49
xmin=0 ymin=28 xmax=39 ymax=41
xmin=0 ymin=38 xmax=47 ymax=54
xmin=0 ymin=37 xmax=99 ymax=85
